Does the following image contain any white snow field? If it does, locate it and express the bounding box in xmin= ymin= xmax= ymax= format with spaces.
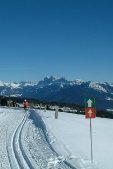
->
xmin=0 ymin=107 xmax=74 ymax=169
xmin=0 ymin=107 xmax=112 ymax=169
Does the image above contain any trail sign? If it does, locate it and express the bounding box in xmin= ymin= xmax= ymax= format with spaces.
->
xmin=84 ymin=98 xmax=96 ymax=163
xmin=85 ymin=108 xmax=96 ymax=118
xmin=85 ymin=98 xmax=95 ymax=108
xmin=85 ymin=98 xmax=96 ymax=118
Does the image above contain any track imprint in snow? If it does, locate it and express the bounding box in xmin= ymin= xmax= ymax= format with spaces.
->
xmin=8 ymin=113 xmax=35 ymax=169
xmin=0 ymin=108 xmax=76 ymax=169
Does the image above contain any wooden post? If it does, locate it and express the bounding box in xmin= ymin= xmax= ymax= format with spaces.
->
xmin=40 ymin=103 xmax=42 ymax=110
xmin=44 ymin=105 xmax=46 ymax=112
xmin=55 ymin=106 xmax=58 ymax=119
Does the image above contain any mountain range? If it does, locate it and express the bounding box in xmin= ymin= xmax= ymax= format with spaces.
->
xmin=0 ymin=76 xmax=113 ymax=110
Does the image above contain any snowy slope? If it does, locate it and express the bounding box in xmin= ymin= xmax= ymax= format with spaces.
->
xmin=39 ymin=110 xmax=113 ymax=169
xmin=0 ymin=107 xmax=74 ymax=169
xmin=0 ymin=107 xmax=112 ymax=169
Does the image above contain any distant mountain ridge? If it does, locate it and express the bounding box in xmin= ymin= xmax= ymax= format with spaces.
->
xmin=0 ymin=76 xmax=113 ymax=110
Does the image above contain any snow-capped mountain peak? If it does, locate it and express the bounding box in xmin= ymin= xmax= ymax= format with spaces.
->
xmin=89 ymin=82 xmax=108 ymax=93
xmin=0 ymin=77 xmax=113 ymax=110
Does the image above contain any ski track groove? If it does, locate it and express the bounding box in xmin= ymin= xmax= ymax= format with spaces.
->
xmin=8 ymin=112 xmax=35 ymax=169
xmin=5 ymin=109 xmax=77 ymax=169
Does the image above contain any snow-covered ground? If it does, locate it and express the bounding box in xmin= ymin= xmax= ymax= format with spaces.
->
xmin=39 ymin=110 xmax=113 ymax=169
xmin=0 ymin=107 xmax=112 ymax=169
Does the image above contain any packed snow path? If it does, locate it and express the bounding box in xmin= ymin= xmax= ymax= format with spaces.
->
xmin=0 ymin=107 xmax=76 ymax=169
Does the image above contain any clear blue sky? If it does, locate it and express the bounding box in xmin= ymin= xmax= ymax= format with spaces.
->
xmin=0 ymin=0 xmax=112 ymax=83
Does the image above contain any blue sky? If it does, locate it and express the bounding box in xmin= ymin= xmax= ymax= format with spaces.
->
xmin=0 ymin=0 xmax=112 ymax=83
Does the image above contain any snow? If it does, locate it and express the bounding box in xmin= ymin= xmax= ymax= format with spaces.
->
xmin=10 ymin=94 xmax=22 ymax=97
xmin=0 ymin=81 xmax=4 ymax=87
xmin=39 ymin=110 xmax=113 ymax=169
xmin=89 ymin=82 xmax=107 ymax=93
xmin=60 ymin=83 xmax=64 ymax=88
xmin=106 ymin=97 xmax=113 ymax=101
xmin=10 ymin=83 xmax=21 ymax=88
xmin=107 ymin=109 xmax=113 ymax=112
xmin=0 ymin=107 xmax=112 ymax=169
xmin=0 ymin=89 xmax=7 ymax=95
xmin=23 ymin=82 xmax=37 ymax=87
xmin=72 ymin=79 xmax=83 ymax=85
xmin=110 ymin=84 xmax=113 ymax=87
